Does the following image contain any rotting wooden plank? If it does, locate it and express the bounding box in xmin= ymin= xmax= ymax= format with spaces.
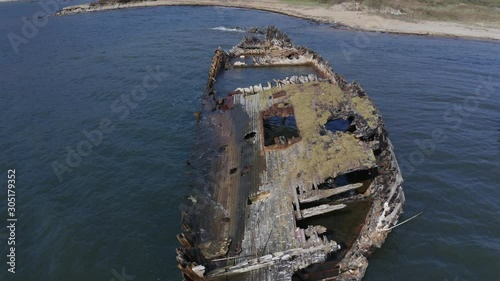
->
xmin=248 ymin=191 xmax=271 ymax=204
xmin=300 ymin=183 xmax=363 ymax=203
xmin=235 ymin=93 xmax=303 ymax=260
xmin=301 ymin=204 xmax=347 ymax=219
xmin=207 ymin=240 xmax=339 ymax=278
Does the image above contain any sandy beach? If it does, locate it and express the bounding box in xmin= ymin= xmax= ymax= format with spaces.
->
xmin=55 ymin=0 xmax=500 ymax=41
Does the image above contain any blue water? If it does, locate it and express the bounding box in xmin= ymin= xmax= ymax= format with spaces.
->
xmin=1 ymin=3 xmax=499 ymax=281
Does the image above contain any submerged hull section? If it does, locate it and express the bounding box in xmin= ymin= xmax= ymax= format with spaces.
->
xmin=177 ymin=27 xmax=404 ymax=281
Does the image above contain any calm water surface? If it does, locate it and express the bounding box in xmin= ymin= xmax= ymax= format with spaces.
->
xmin=0 ymin=2 xmax=499 ymax=281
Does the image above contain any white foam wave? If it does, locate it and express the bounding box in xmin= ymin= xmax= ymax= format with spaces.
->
xmin=211 ymin=26 xmax=246 ymax=33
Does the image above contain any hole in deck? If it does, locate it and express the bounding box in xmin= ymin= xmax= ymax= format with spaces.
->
xmin=263 ymin=116 xmax=299 ymax=147
xmin=324 ymin=116 xmax=355 ymax=134
xmin=244 ymin=132 xmax=257 ymax=140
xmin=333 ymin=168 xmax=378 ymax=194
xmin=300 ymin=168 xmax=379 ymax=210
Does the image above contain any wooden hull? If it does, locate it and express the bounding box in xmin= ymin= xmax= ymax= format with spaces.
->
xmin=177 ymin=26 xmax=404 ymax=281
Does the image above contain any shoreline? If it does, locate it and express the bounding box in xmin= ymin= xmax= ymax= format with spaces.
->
xmin=54 ymin=0 xmax=500 ymax=41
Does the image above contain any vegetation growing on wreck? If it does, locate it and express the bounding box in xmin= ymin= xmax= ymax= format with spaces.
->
xmin=351 ymin=96 xmax=378 ymax=129
xmin=261 ymin=82 xmax=376 ymax=185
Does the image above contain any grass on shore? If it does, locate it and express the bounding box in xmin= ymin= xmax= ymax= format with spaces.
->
xmin=91 ymin=0 xmax=500 ymax=26
xmin=281 ymin=0 xmax=500 ymax=25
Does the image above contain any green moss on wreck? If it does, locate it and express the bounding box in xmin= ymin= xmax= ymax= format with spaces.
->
xmin=287 ymin=82 xmax=345 ymax=137
xmin=262 ymin=82 xmax=376 ymax=185
xmin=351 ymin=95 xmax=379 ymax=129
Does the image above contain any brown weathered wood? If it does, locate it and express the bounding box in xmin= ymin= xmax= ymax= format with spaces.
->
xmin=207 ymin=241 xmax=340 ymax=278
xmin=300 ymin=183 xmax=363 ymax=203
xmin=300 ymin=203 xmax=347 ymax=219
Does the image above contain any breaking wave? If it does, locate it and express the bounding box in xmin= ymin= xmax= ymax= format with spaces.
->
xmin=211 ymin=26 xmax=246 ymax=33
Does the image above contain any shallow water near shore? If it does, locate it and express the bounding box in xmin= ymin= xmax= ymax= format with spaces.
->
xmin=1 ymin=3 xmax=500 ymax=281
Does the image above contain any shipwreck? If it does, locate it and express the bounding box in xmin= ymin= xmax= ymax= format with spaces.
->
xmin=176 ymin=26 xmax=404 ymax=281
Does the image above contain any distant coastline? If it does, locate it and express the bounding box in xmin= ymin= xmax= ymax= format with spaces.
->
xmin=54 ymin=0 xmax=500 ymax=41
